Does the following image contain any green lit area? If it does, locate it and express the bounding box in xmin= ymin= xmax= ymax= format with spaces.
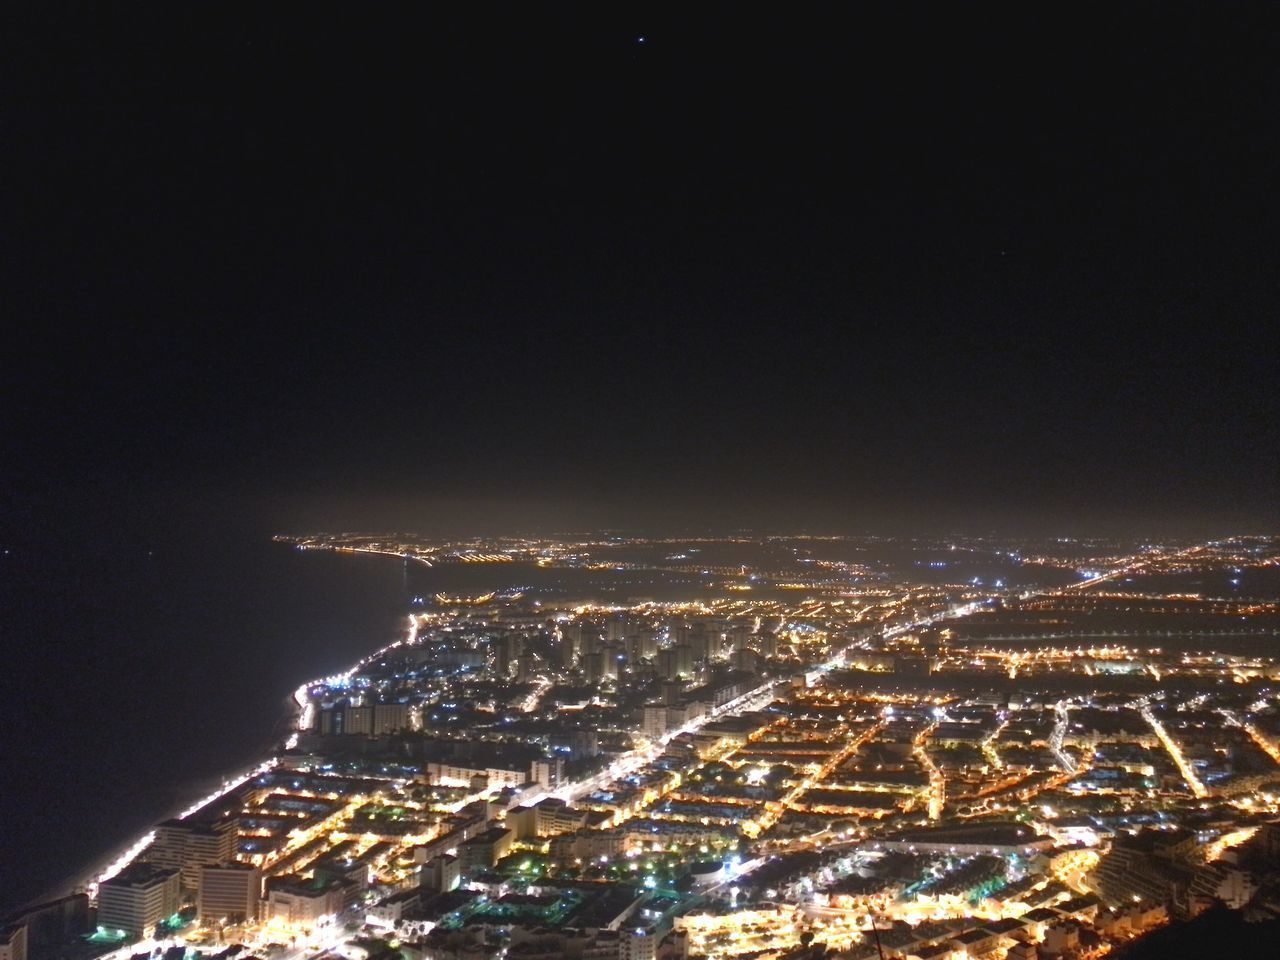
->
xmin=156 ymin=911 xmax=194 ymax=933
xmin=496 ymin=851 xmax=551 ymax=878
xmin=87 ymin=927 xmax=129 ymax=944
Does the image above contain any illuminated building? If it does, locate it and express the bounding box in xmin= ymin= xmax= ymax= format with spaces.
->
xmin=509 ymin=798 xmax=587 ymax=839
xmin=264 ymin=875 xmax=346 ymax=925
xmin=96 ymin=863 xmax=180 ymax=940
xmin=586 ymin=651 xmax=618 ymax=683
xmin=1188 ymin=862 xmax=1260 ymax=911
xmin=422 ymin=854 xmax=460 ymax=892
xmin=683 ymin=632 xmax=710 ymax=664
xmin=423 ymin=760 xmax=527 ymax=789
xmin=605 ymin=616 xmax=627 ymax=644
xmin=317 ymin=702 xmax=412 ymax=735
xmin=1091 ymin=829 xmax=1197 ymax=906
xmin=458 ymin=827 xmax=514 ymax=874
xmin=146 ymin=817 xmax=238 ymax=891
xmin=643 ymin=705 xmax=668 ymax=738
xmin=620 ymin=928 xmax=656 ymax=960
xmin=532 ymin=756 xmax=566 ymax=789
xmin=1040 ymin=922 xmax=1081 ymax=956
xmin=366 ymin=888 xmax=423 ymax=928
xmin=549 ymin=827 xmax=627 ymax=859
xmin=197 ymin=863 xmax=261 ymax=924
xmin=628 ymin=629 xmax=659 ymax=662
xmin=659 ymin=646 xmax=693 ymax=681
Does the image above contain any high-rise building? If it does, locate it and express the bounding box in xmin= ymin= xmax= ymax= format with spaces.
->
xmin=97 ymin=863 xmax=180 ymax=940
xmin=643 ymin=705 xmax=668 ymax=738
xmin=515 ymin=652 xmax=538 ymax=682
xmin=585 ymin=651 xmax=618 ymax=683
xmin=197 ymin=863 xmax=261 ymax=924
xmin=495 ymin=634 xmax=525 ymax=677
xmin=531 ymin=756 xmax=565 ymax=789
xmin=659 ymin=645 xmax=693 ymax=681
xmin=580 ymin=625 xmax=605 ymax=657
xmin=605 ymin=616 xmax=627 ymax=644
xmin=318 ymin=702 xmax=411 ymax=736
xmin=562 ymin=619 xmax=585 ymax=653
xmin=146 ymin=817 xmax=238 ymax=891
xmin=627 ymin=629 xmax=658 ymax=662
xmin=692 ymin=622 xmax=720 ymax=659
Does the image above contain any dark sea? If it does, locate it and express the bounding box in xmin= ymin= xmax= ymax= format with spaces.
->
xmin=0 ymin=533 xmax=416 ymax=914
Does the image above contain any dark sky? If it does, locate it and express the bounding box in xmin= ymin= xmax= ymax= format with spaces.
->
xmin=3 ymin=3 xmax=1278 ymax=539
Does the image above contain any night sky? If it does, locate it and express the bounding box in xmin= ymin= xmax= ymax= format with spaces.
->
xmin=3 ymin=4 xmax=1278 ymax=539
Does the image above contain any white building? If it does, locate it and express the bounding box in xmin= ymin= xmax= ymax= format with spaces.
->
xmin=265 ymin=876 xmax=346 ymax=926
xmin=146 ymin=818 xmax=239 ymax=891
xmin=422 ymin=855 xmax=460 ymax=893
xmin=620 ymin=929 xmax=656 ymax=960
xmin=97 ymin=864 xmax=180 ymax=940
xmin=531 ymin=756 xmax=565 ymax=789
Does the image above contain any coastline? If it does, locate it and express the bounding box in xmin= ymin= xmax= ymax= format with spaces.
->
xmin=284 ymin=539 xmax=436 ymax=569
xmin=27 ymin=750 xmax=285 ymax=913
xmin=14 ymin=547 xmax=420 ymax=916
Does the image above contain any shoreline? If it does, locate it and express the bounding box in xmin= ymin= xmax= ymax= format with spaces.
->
xmin=284 ymin=540 xmax=436 ymax=569
xmin=26 ymin=752 xmax=285 ymax=913
xmin=16 ymin=549 xmax=421 ymax=916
